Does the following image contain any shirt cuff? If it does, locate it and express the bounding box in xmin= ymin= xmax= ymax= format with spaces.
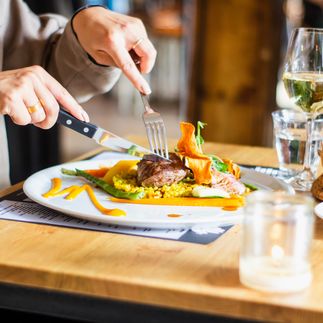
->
xmin=71 ymin=3 xmax=107 ymax=21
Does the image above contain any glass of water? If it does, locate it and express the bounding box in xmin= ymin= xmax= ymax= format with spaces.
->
xmin=272 ymin=109 xmax=323 ymax=180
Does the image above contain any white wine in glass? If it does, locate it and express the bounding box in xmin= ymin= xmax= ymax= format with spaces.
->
xmin=283 ymin=28 xmax=323 ymax=191
xmin=283 ymin=72 xmax=323 ymax=114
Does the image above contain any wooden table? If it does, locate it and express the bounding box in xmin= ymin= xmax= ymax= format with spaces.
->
xmin=0 ymin=141 xmax=322 ymax=323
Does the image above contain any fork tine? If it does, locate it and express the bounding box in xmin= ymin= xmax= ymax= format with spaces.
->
xmin=145 ymin=124 xmax=155 ymax=153
xmin=156 ymin=121 xmax=168 ymax=158
xmin=139 ymin=92 xmax=169 ymax=159
xmin=160 ymin=123 xmax=169 ymax=159
xmin=156 ymin=122 xmax=165 ymax=157
xmin=151 ymin=122 xmax=161 ymax=155
xmin=145 ymin=121 xmax=169 ymax=158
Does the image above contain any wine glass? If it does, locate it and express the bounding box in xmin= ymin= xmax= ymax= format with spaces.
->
xmin=283 ymin=28 xmax=323 ymax=191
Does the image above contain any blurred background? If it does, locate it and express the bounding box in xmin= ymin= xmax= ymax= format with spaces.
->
xmin=6 ymin=0 xmax=323 ymax=183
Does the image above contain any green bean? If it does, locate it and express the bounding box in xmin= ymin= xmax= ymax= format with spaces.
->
xmin=243 ymin=182 xmax=258 ymax=191
xmin=61 ymin=168 xmax=144 ymax=200
xmin=61 ymin=169 xmax=77 ymax=176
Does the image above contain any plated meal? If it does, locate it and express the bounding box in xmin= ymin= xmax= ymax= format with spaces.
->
xmin=23 ymin=128 xmax=293 ymax=228
xmin=42 ymin=122 xmax=254 ymax=216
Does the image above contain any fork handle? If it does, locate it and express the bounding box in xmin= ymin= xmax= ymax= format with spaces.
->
xmin=129 ymin=49 xmax=153 ymax=113
xmin=140 ymin=93 xmax=154 ymax=113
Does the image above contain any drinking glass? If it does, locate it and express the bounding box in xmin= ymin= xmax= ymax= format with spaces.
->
xmin=272 ymin=109 xmax=323 ymax=179
xmin=283 ymin=28 xmax=323 ymax=191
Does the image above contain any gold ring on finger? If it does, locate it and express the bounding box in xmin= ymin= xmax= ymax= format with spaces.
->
xmin=27 ymin=100 xmax=43 ymax=114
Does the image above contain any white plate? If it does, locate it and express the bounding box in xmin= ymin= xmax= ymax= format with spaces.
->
xmin=23 ymin=159 xmax=294 ymax=229
xmin=314 ymin=202 xmax=323 ymax=219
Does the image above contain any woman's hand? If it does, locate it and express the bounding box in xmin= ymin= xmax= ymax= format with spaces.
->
xmin=0 ymin=66 xmax=89 ymax=129
xmin=72 ymin=7 xmax=157 ymax=95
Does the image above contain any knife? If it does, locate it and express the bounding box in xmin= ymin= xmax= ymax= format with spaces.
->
xmin=57 ymin=109 xmax=168 ymax=160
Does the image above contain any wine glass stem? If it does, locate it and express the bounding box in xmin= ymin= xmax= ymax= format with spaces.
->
xmin=302 ymin=115 xmax=315 ymax=179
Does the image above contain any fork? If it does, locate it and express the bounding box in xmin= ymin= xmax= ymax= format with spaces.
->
xmin=140 ymin=93 xmax=169 ymax=159
xmin=130 ymin=49 xmax=169 ymax=159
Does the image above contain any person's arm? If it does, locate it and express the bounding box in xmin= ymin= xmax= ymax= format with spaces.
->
xmin=2 ymin=0 xmax=122 ymax=104
xmin=1 ymin=1 xmax=157 ymax=129
xmin=71 ymin=6 xmax=157 ymax=95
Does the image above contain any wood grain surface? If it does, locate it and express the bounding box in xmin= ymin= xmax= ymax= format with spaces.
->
xmin=186 ymin=0 xmax=283 ymax=147
xmin=0 ymin=142 xmax=321 ymax=323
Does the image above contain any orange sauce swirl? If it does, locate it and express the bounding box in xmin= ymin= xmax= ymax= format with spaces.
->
xmin=43 ymin=178 xmax=126 ymax=217
xmin=167 ymin=214 xmax=182 ymax=218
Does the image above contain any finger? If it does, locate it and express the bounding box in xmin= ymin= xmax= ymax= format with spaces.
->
xmin=27 ymin=100 xmax=46 ymax=125
xmin=32 ymin=78 xmax=60 ymax=129
xmin=133 ymin=39 xmax=157 ymax=74
xmin=22 ymin=88 xmax=46 ymax=125
xmin=35 ymin=68 xmax=89 ymax=122
xmin=7 ymin=96 xmax=32 ymax=126
xmin=108 ymin=45 xmax=152 ymax=94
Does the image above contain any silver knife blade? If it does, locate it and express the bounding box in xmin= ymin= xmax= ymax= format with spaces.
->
xmin=57 ymin=109 xmax=169 ymax=160
xmin=92 ymin=127 xmax=162 ymax=158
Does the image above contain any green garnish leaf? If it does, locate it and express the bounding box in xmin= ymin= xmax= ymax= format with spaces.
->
xmin=209 ymin=155 xmax=228 ymax=173
xmin=196 ymin=121 xmax=207 ymax=152
xmin=127 ymin=145 xmax=137 ymax=156
xmin=181 ymin=177 xmax=195 ymax=183
xmin=126 ymin=145 xmax=144 ymax=158
xmin=243 ymin=182 xmax=258 ymax=191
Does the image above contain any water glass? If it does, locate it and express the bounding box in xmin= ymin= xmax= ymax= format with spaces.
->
xmin=272 ymin=109 xmax=323 ymax=178
xmin=239 ymin=191 xmax=314 ymax=293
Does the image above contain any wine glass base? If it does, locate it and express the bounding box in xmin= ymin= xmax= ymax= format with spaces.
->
xmin=286 ymin=176 xmax=313 ymax=192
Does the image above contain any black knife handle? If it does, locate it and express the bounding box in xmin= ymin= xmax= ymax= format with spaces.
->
xmin=57 ymin=109 xmax=97 ymax=139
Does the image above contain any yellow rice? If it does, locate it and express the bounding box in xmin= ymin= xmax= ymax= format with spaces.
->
xmin=112 ymin=170 xmax=198 ymax=199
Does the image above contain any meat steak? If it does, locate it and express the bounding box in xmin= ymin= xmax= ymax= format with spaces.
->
xmin=137 ymin=153 xmax=189 ymax=187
